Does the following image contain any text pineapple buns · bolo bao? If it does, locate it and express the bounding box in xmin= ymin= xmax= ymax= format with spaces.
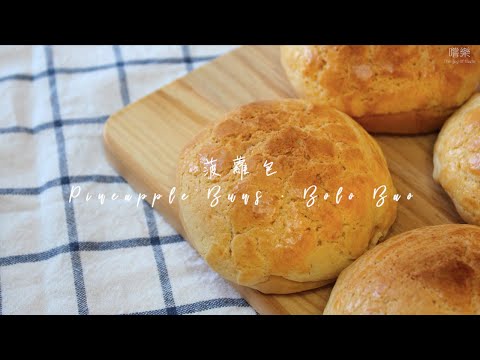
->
xmin=281 ymin=45 xmax=480 ymax=134
xmin=177 ymin=100 xmax=397 ymax=294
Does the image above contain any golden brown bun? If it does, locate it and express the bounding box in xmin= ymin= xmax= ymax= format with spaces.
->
xmin=281 ymin=45 xmax=480 ymax=134
xmin=324 ymin=224 xmax=480 ymax=315
xmin=433 ymin=93 xmax=480 ymax=226
xmin=177 ymin=100 xmax=397 ymax=294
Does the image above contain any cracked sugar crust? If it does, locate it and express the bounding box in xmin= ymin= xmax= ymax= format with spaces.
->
xmin=433 ymin=93 xmax=480 ymax=226
xmin=177 ymin=100 xmax=397 ymax=294
xmin=324 ymin=225 xmax=480 ymax=314
xmin=281 ymin=45 xmax=480 ymax=134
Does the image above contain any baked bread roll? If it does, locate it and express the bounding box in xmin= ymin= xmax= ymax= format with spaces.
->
xmin=433 ymin=93 xmax=480 ymax=226
xmin=324 ymin=224 xmax=480 ymax=315
xmin=281 ymin=45 xmax=480 ymax=134
xmin=177 ymin=100 xmax=397 ymax=294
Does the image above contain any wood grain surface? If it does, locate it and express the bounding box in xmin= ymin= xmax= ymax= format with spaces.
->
xmin=103 ymin=45 xmax=464 ymax=315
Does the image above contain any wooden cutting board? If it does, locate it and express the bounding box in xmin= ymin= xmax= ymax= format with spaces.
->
xmin=103 ymin=45 xmax=464 ymax=315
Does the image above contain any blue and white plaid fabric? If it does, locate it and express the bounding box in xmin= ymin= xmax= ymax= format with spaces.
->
xmin=0 ymin=45 xmax=255 ymax=315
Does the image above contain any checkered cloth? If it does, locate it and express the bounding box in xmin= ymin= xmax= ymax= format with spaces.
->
xmin=0 ymin=45 xmax=255 ymax=315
